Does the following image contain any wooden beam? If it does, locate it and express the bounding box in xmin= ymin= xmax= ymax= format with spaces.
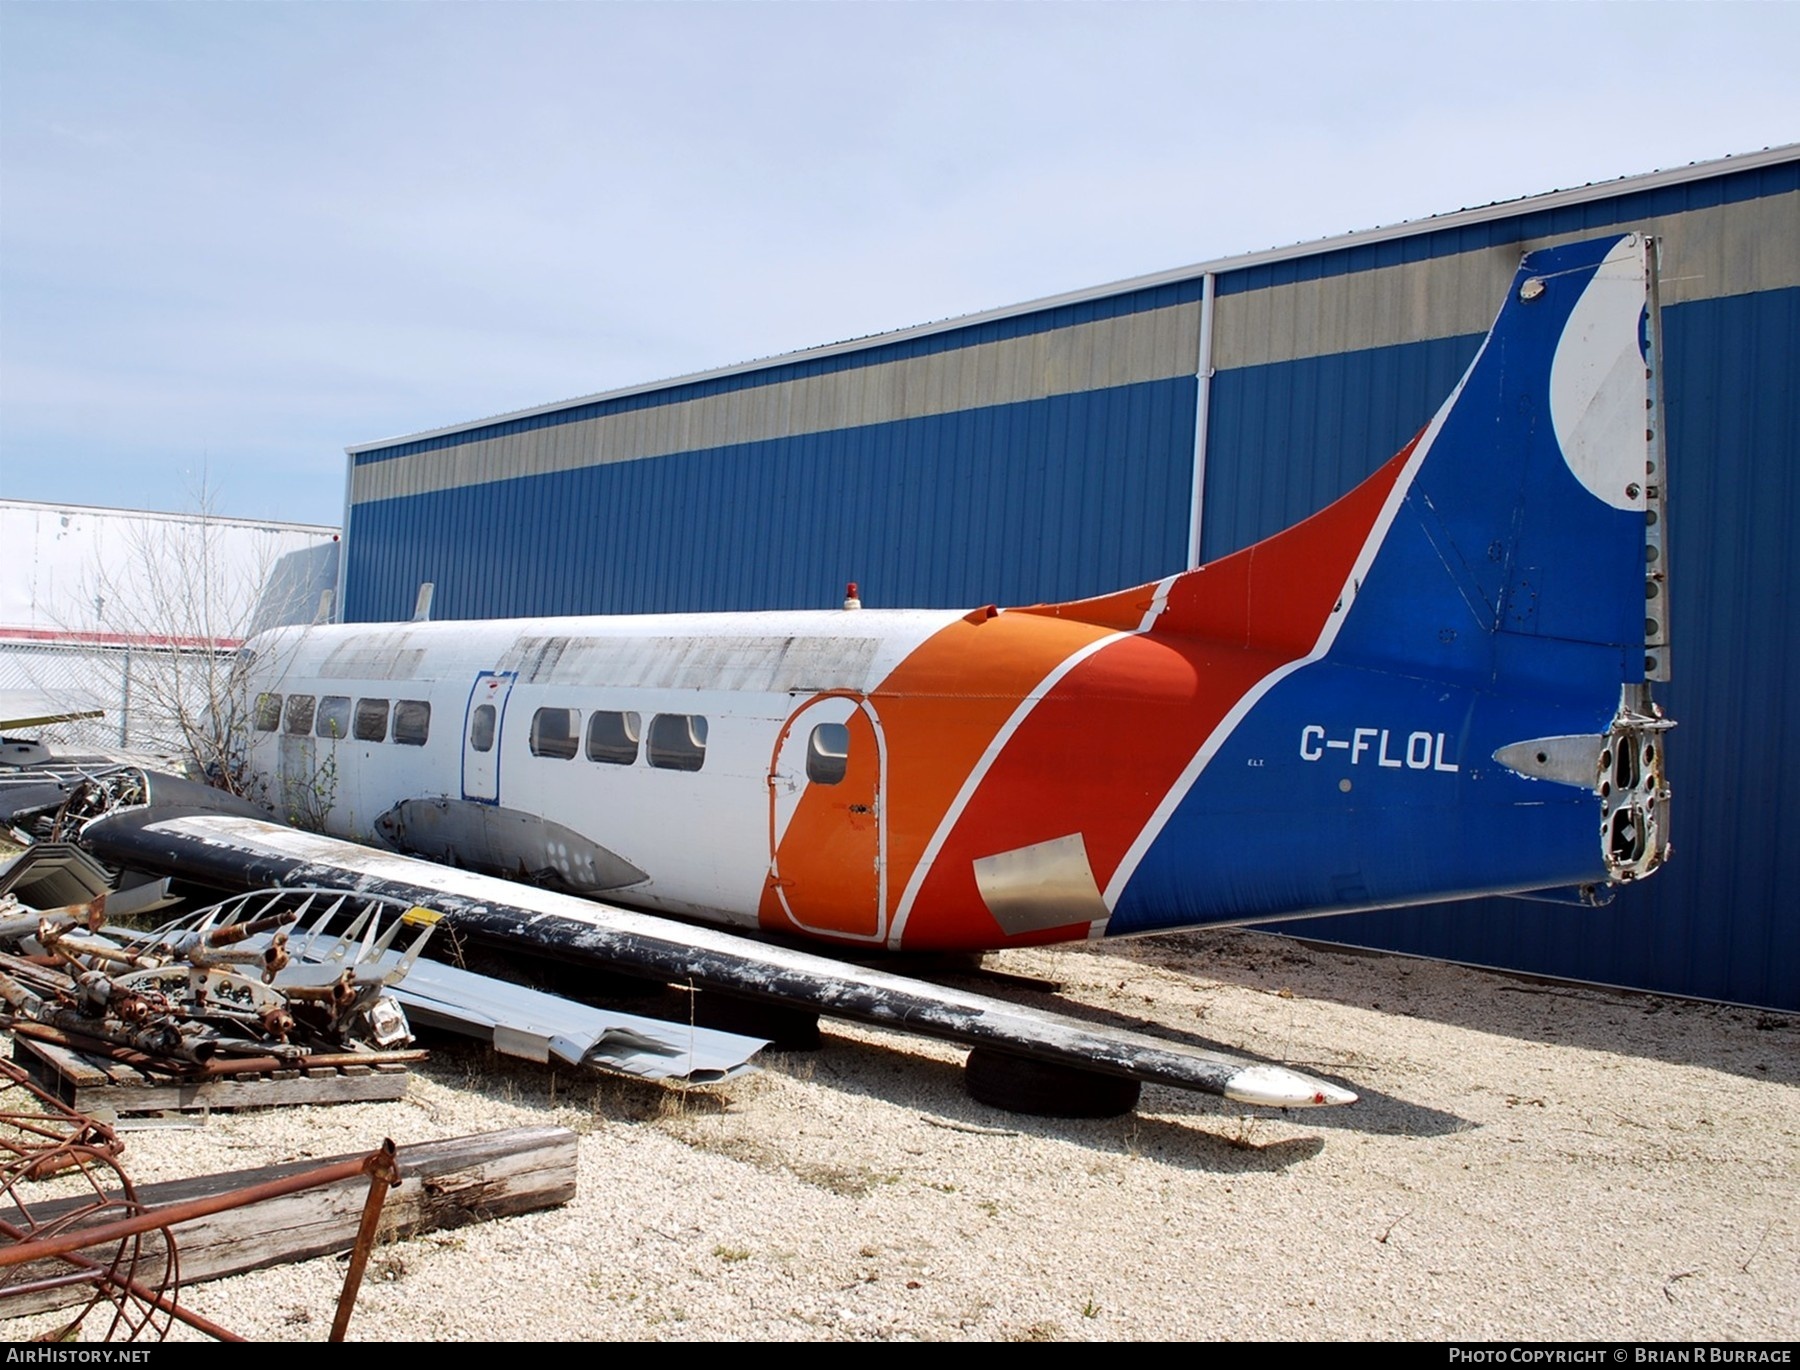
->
xmin=1 ymin=1126 xmax=578 ymax=1319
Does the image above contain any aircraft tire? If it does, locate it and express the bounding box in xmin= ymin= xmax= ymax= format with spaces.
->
xmin=963 ymin=1047 xmax=1142 ymax=1118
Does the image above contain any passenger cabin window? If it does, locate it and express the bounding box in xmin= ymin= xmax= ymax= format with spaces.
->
xmin=648 ymin=714 xmax=708 ymax=772
xmin=530 ymin=707 xmax=580 ymax=760
xmin=315 ymin=696 xmax=351 ymax=740
xmin=253 ymin=692 xmax=282 ymax=733
xmin=283 ymin=694 xmax=316 ymax=736
xmin=354 ymin=698 xmax=389 ymax=743
xmin=393 ymin=699 xmax=431 ymax=746
xmin=586 ymin=710 xmax=641 ymax=766
xmin=807 ymin=722 xmax=850 ymax=785
xmin=468 ymin=704 xmax=496 ymax=753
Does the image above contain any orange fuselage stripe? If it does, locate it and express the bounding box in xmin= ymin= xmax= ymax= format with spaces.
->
xmin=763 ymin=439 xmax=1417 ymax=949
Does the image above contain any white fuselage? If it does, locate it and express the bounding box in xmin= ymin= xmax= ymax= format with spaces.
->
xmin=238 ymin=608 xmax=965 ymax=936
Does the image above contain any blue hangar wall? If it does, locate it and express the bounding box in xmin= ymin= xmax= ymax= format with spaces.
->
xmin=342 ymin=150 xmax=1800 ymax=1011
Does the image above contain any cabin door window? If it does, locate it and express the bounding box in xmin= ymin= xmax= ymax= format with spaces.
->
xmin=766 ymin=695 xmax=886 ymax=942
xmin=461 ymin=671 xmax=517 ymax=803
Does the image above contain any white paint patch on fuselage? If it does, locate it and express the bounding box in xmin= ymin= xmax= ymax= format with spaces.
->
xmin=240 ymin=608 xmax=963 ymax=930
xmin=1548 ymin=234 xmax=1649 ymax=513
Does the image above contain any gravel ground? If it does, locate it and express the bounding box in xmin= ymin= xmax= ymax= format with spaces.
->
xmin=5 ymin=929 xmax=1796 ymax=1342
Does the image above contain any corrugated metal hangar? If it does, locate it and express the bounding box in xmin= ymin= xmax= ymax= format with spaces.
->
xmin=340 ymin=145 xmax=1799 ymax=1011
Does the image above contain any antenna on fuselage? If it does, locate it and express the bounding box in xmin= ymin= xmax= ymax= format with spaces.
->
xmin=412 ymin=582 xmax=435 ymax=623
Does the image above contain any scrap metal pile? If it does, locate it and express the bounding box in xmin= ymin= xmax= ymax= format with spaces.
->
xmin=0 ymin=758 xmax=434 ymax=1071
xmin=0 ymin=887 xmax=435 ymax=1075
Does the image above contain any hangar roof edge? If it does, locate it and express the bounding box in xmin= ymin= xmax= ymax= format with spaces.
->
xmin=0 ymin=497 xmax=339 ymax=538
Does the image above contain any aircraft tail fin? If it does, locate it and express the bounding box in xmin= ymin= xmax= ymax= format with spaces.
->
xmin=1032 ymin=233 xmax=1667 ymax=701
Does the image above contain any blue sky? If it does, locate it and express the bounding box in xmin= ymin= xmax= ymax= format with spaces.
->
xmin=2 ymin=2 xmax=1795 ymax=528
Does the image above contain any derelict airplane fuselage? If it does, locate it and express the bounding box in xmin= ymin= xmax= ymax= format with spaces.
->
xmin=227 ymin=234 xmax=1671 ymax=961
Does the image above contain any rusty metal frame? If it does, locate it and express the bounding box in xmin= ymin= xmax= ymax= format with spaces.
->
xmin=2 ymin=1057 xmax=403 ymax=1342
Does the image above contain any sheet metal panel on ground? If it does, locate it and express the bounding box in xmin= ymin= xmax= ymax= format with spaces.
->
xmin=339 ymin=149 xmax=1800 ymax=1010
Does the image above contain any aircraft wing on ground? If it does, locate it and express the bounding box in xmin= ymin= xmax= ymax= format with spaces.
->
xmin=80 ymin=808 xmax=1355 ymax=1110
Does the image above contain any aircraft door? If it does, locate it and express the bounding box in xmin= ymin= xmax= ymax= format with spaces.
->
xmin=462 ymin=671 xmax=517 ymax=803
xmin=767 ymin=694 xmax=886 ymax=942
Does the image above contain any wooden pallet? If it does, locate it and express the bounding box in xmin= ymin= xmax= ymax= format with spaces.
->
xmin=10 ymin=1034 xmax=414 ymax=1114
